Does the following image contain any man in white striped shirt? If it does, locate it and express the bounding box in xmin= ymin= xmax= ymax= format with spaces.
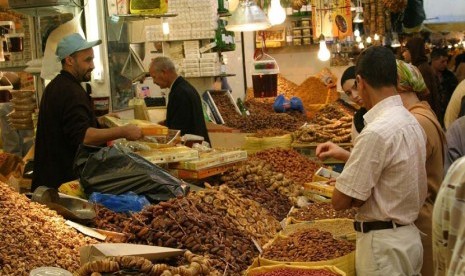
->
xmin=317 ymin=46 xmax=427 ymax=276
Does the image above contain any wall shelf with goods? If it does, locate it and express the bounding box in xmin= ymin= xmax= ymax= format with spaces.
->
xmin=104 ymin=0 xmax=237 ymax=111
xmin=255 ymin=14 xmax=313 ymax=48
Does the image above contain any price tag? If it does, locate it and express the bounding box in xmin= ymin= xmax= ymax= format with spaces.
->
xmin=251 ymin=237 xmax=263 ymax=255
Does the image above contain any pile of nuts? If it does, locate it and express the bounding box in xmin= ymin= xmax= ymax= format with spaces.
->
xmin=249 ymin=148 xmax=321 ymax=184
xmin=92 ymin=185 xmax=282 ymax=274
xmin=213 ymin=95 xmax=307 ymax=133
xmin=218 ymin=179 xmax=293 ymax=221
xmin=290 ymin=202 xmax=357 ymax=221
xmin=209 ymin=92 xmax=242 ymax=126
xmin=220 ymin=160 xmax=301 ymax=197
xmin=293 ymin=102 xmax=355 ymax=143
xmin=75 ymin=251 xmax=219 ymax=276
xmin=262 ymin=228 xmax=355 ymax=262
xmin=0 ymin=182 xmax=96 ymax=275
xmin=253 ymin=268 xmax=342 ymax=276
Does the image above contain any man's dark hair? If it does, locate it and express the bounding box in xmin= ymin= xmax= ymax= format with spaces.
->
xmin=355 ymin=46 xmax=397 ymax=89
xmin=431 ymin=48 xmax=448 ymax=60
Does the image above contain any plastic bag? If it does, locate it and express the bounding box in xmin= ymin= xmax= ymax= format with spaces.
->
xmin=290 ymin=96 xmax=305 ymax=113
xmin=74 ymin=144 xmax=188 ymax=203
xmin=273 ymin=94 xmax=290 ymax=113
xmin=89 ymin=192 xmax=150 ymax=213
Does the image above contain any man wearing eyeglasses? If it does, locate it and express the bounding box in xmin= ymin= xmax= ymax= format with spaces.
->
xmin=317 ymin=46 xmax=427 ymax=275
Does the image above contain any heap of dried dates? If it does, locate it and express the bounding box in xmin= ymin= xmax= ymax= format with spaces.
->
xmin=249 ymin=148 xmax=321 ymax=185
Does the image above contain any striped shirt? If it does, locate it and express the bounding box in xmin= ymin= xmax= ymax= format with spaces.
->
xmin=336 ymin=95 xmax=427 ymax=225
xmin=433 ymin=156 xmax=465 ymax=276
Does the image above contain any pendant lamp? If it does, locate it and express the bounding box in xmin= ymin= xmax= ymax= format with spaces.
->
xmin=226 ymin=0 xmax=271 ymax=32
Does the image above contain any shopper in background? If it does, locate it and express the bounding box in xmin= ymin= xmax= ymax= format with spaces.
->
xmin=33 ymin=33 xmax=143 ymax=191
xmin=444 ymin=116 xmax=465 ymax=173
xmin=396 ymin=59 xmax=446 ymax=276
xmin=148 ymin=57 xmax=210 ymax=144
xmin=0 ymin=72 xmax=33 ymax=157
xmin=317 ymin=46 xmax=427 ymax=276
xmin=444 ymin=79 xmax=465 ymax=129
xmin=454 ymin=52 xmax=465 ymax=82
xmin=340 ymin=66 xmax=366 ymax=140
xmin=404 ymin=37 xmax=440 ymax=118
xmin=430 ymin=48 xmax=458 ymax=127
xmin=433 ymin=155 xmax=465 ymax=275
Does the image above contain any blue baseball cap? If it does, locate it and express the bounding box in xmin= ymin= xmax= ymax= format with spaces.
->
xmin=56 ymin=33 xmax=102 ymax=61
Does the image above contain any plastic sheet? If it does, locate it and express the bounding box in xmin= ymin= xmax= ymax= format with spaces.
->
xmin=74 ymin=144 xmax=188 ymax=203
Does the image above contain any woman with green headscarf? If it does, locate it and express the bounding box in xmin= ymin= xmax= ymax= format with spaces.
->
xmin=396 ymin=59 xmax=446 ymax=276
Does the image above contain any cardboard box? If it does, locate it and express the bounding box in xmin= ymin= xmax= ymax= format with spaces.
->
xmin=312 ymin=167 xmax=341 ymax=182
xmin=303 ymin=181 xmax=335 ymax=198
xmin=80 ymin=243 xmax=185 ymax=265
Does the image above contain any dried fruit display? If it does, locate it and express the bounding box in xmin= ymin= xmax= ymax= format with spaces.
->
xmin=290 ymin=202 xmax=357 ymax=221
xmin=75 ymin=251 xmax=219 ymax=276
xmin=261 ymin=228 xmax=355 ymax=262
xmin=293 ymin=102 xmax=355 ymax=143
xmin=220 ymin=160 xmax=301 ymax=197
xmin=209 ymin=92 xmax=242 ymax=126
xmin=0 ymin=182 xmax=96 ymax=275
xmin=249 ymin=129 xmax=290 ymax=138
xmin=92 ymin=184 xmax=282 ymax=274
xmin=253 ymin=268 xmax=342 ymax=276
xmin=249 ymin=148 xmax=321 ymax=185
xmin=216 ymin=177 xmax=293 ymax=221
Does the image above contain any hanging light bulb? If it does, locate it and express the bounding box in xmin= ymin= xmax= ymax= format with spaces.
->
xmin=366 ymin=36 xmax=372 ymax=44
xmin=353 ymin=0 xmax=364 ymax=23
xmin=448 ymin=44 xmax=452 ymax=49
xmin=354 ymin=28 xmax=360 ymax=37
xmin=374 ymin=33 xmax=379 ymax=41
xmin=318 ymin=34 xmax=330 ymax=61
xmin=358 ymin=42 xmax=365 ymax=49
xmin=268 ymin=0 xmax=286 ymax=25
xmin=353 ymin=12 xmax=364 ymax=23
xmin=356 ymin=35 xmax=362 ymax=43
xmin=162 ymin=18 xmax=170 ymax=35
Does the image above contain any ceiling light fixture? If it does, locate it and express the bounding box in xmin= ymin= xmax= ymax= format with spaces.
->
xmin=226 ymin=0 xmax=271 ymax=32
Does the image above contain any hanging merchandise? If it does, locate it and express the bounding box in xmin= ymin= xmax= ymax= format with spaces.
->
xmin=214 ymin=19 xmax=236 ymax=52
xmin=252 ymin=46 xmax=279 ymax=98
xmin=332 ymin=0 xmax=353 ymax=39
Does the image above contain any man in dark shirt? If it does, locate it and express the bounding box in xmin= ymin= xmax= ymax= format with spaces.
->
xmin=431 ymin=48 xmax=459 ymax=127
xmin=148 ymin=57 xmax=210 ymax=143
xmin=33 ymin=33 xmax=143 ymax=191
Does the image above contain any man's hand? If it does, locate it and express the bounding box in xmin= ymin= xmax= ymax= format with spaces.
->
xmin=316 ymin=141 xmax=351 ymax=162
xmin=122 ymin=124 xmax=143 ymax=141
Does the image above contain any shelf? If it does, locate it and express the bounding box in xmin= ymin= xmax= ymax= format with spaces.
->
xmin=149 ymin=37 xmax=215 ymax=42
xmin=292 ymin=26 xmax=312 ymax=30
xmin=185 ymin=73 xmax=236 ymax=78
xmin=113 ymin=13 xmax=178 ymax=21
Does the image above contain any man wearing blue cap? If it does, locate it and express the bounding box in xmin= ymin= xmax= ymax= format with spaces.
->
xmin=33 ymin=33 xmax=143 ymax=191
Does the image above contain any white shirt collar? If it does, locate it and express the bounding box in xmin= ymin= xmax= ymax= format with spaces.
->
xmin=363 ymin=95 xmax=403 ymax=124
